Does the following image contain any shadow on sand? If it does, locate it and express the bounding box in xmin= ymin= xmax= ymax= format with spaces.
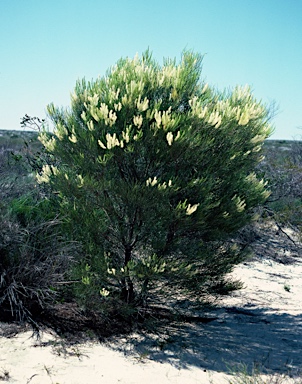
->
xmin=109 ymin=305 xmax=302 ymax=377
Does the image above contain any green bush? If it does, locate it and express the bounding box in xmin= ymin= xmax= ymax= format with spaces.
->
xmin=36 ymin=50 xmax=272 ymax=315
xmin=0 ymin=130 xmax=79 ymax=324
xmin=0 ymin=194 xmax=76 ymax=323
xmin=260 ymin=140 xmax=302 ymax=233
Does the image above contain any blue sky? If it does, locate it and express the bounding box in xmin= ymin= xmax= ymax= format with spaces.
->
xmin=0 ymin=0 xmax=301 ymax=140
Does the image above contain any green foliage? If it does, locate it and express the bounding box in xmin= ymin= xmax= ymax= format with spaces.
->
xmin=269 ymin=198 xmax=302 ymax=227
xmin=0 ymin=142 xmax=76 ymax=322
xmin=9 ymin=193 xmax=57 ymax=226
xmin=0 ymin=209 xmax=76 ymax=322
xmin=260 ymin=140 xmax=302 ymax=232
xmin=36 ymin=50 xmax=272 ymax=312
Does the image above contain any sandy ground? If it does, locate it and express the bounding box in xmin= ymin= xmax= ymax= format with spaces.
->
xmin=1 ymin=225 xmax=302 ymax=383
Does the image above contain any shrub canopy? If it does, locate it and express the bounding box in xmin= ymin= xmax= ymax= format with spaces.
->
xmin=37 ymin=50 xmax=272 ymax=309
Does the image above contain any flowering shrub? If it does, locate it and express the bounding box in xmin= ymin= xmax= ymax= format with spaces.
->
xmin=36 ymin=50 xmax=272 ymax=312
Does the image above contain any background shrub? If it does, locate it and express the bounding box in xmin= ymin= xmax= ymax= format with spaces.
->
xmin=259 ymin=140 xmax=302 ymax=235
xmin=0 ymin=137 xmax=77 ymax=323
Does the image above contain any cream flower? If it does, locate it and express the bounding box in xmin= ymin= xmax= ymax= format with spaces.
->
xmin=186 ymin=203 xmax=199 ymax=215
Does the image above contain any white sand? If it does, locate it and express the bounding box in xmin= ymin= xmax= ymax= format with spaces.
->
xmin=1 ymin=241 xmax=302 ymax=383
xmin=0 ymin=330 xmax=228 ymax=383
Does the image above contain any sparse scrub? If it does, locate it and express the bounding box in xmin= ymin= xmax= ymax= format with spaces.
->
xmin=0 ymin=195 xmax=77 ymax=323
xmin=0 ymin=129 xmax=79 ymax=324
xmin=0 ymin=136 xmax=33 ymax=203
xmin=227 ymin=363 xmax=302 ymax=384
xmin=260 ymin=140 xmax=302 ymax=236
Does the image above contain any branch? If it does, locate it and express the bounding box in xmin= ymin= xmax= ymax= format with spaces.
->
xmin=20 ymin=114 xmax=45 ymax=131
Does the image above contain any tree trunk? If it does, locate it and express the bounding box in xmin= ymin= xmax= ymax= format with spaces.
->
xmin=121 ymin=245 xmax=135 ymax=303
